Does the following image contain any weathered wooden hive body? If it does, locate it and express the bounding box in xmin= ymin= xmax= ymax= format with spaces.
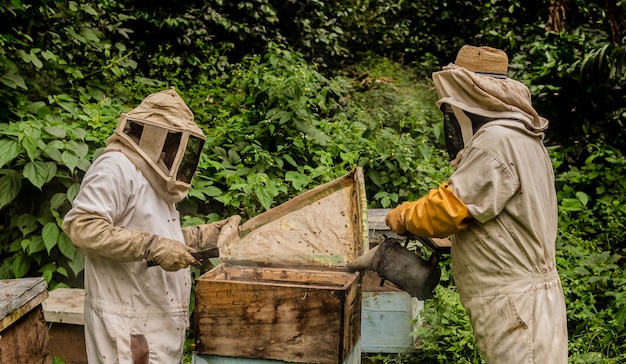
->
xmin=194 ymin=168 xmax=368 ymax=364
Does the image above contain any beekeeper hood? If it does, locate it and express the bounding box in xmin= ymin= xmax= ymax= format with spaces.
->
xmin=105 ymin=87 xmax=206 ymax=204
xmin=433 ymin=45 xmax=548 ymax=166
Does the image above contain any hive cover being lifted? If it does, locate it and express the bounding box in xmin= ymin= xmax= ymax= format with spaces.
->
xmin=219 ymin=167 xmax=368 ymax=268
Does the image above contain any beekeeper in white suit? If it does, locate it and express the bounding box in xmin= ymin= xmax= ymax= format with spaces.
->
xmin=63 ymin=87 xmax=240 ymax=363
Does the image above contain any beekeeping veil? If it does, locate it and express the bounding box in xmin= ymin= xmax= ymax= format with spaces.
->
xmin=105 ymin=88 xmax=206 ymax=204
xmin=433 ymin=46 xmax=548 ymax=166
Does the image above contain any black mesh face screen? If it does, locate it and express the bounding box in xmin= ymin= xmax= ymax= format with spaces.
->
xmin=123 ymin=120 xmax=144 ymax=144
xmin=161 ymin=131 xmax=182 ymax=170
xmin=177 ymin=136 xmax=204 ymax=183
xmin=441 ymin=103 xmax=464 ymax=160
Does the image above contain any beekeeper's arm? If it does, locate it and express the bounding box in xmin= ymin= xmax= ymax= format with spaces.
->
xmin=181 ymin=215 xmax=241 ymax=250
xmin=62 ymin=158 xmax=199 ymax=272
xmin=386 ymin=145 xmax=519 ymax=238
xmin=63 ymin=214 xmax=198 ymax=271
xmin=385 ymin=182 xmax=472 ymax=238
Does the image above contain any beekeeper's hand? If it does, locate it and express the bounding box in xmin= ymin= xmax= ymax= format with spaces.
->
xmin=385 ymin=183 xmax=472 ymax=238
xmin=182 ymin=215 xmax=242 ymax=250
xmin=144 ymin=236 xmax=201 ymax=271
xmin=216 ymin=215 xmax=242 ymax=253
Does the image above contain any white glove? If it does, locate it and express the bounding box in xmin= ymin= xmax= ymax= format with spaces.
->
xmin=182 ymin=215 xmax=242 ymax=251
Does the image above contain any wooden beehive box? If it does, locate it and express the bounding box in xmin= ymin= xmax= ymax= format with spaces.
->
xmin=195 ymin=168 xmax=368 ymax=364
xmin=42 ymin=288 xmax=88 ymax=364
xmin=0 ymin=277 xmax=51 ymax=364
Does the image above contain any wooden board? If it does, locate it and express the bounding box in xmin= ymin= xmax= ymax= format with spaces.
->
xmin=192 ymin=340 xmax=361 ymax=364
xmin=0 ymin=277 xmax=48 ymax=331
xmin=0 ymin=278 xmax=51 ymax=364
xmin=42 ymin=288 xmax=85 ymax=325
xmin=195 ymin=264 xmax=361 ymax=364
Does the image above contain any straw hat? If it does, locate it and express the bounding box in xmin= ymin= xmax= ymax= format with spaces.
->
xmin=454 ymin=45 xmax=508 ymax=77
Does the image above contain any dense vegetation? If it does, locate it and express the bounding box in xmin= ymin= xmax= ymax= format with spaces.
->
xmin=1 ymin=0 xmax=625 ymax=363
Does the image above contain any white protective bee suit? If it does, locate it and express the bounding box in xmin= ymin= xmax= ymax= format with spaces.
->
xmin=384 ymin=46 xmax=568 ymax=363
xmin=63 ymin=88 xmax=239 ymax=363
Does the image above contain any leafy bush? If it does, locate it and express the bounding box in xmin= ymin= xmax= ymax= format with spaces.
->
xmin=0 ymin=98 xmax=102 ymax=288
xmin=180 ymin=46 xmax=451 ymax=222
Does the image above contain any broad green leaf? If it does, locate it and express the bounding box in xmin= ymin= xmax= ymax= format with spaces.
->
xmin=285 ymin=171 xmax=308 ymax=190
xmin=12 ymin=255 xmax=30 ymax=278
xmin=57 ymin=233 xmax=77 ymax=260
xmin=50 ymin=193 xmax=68 ymax=210
xmin=77 ymin=158 xmax=91 ymax=172
xmin=9 ymin=239 xmax=22 ymax=252
xmin=56 ymin=266 xmax=69 ymax=278
xmin=1 ymin=70 xmax=27 ymax=90
xmin=68 ymin=252 xmax=85 ymax=277
xmin=283 ymin=154 xmax=298 ymax=167
xmin=559 ymin=198 xmax=584 ymax=212
xmin=80 ymin=27 xmax=101 ymax=42
xmin=367 ymin=168 xmax=383 ymax=188
xmin=66 ymin=26 xmax=86 ymax=43
xmin=39 ymin=263 xmax=57 ymax=274
xmin=21 ymin=238 xmax=30 ymax=250
xmin=24 ymin=160 xmax=57 ymax=189
xmin=0 ymin=138 xmax=20 ymax=168
xmin=14 ymin=213 xmax=38 ymax=236
xmin=68 ymin=140 xmax=89 ymax=158
xmin=72 ymin=128 xmax=88 ymax=140
xmin=575 ymin=191 xmax=590 ymax=206
xmin=0 ymin=260 xmax=12 ymax=279
xmin=28 ymin=235 xmax=46 ymax=254
xmin=45 ymin=126 xmax=67 ymax=138
xmin=52 ymin=94 xmax=78 ymax=113
xmin=40 ymin=50 xmax=56 ymax=61
xmin=22 ymin=135 xmax=38 ymax=161
xmin=44 ymin=144 xmax=63 ymax=163
xmin=67 ymin=182 xmax=81 ymax=202
xmin=61 ymin=150 xmax=79 ymax=171
xmin=42 ymin=222 xmax=61 ymax=254
xmin=202 ymin=186 xmax=223 ymax=197
xmin=38 ymin=263 xmax=57 ymax=283
xmin=255 ymin=184 xmax=274 ymax=211
xmin=573 ymin=266 xmax=591 ymax=276
xmin=79 ymin=4 xmax=98 ymax=16
xmin=42 ymin=270 xmax=52 ymax=283
xmin=0 ymin=172 xmax=21 ymax=209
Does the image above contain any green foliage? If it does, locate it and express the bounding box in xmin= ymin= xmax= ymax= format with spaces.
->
xmin=554 ymin=143 xmax=626 ymax=249
xmin=0 ymin=96 xmax=103 ymax=288
xmin=412 ymin=286 xmax=483 ymax=364
xmin=553 ymin=142 xmax=626 ymax=362
xmin=179 ymin=47 xmax=451 ymax=223
xmin=557 ymin=232 xmax=626 ymax=362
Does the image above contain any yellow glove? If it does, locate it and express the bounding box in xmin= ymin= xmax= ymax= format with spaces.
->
xmin=385 ymin=182 xmax=472 ymax=238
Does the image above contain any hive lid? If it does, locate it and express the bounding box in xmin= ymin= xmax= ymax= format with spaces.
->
xmin=0 ymin=277 xmax=48 ymax=331
xmin=219 ymin=167 xmax=368 ymax=268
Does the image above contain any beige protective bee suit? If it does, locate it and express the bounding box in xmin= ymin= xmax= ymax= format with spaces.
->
xmin=385 ymin=46 xmax=568 ymax=363
xmin=63 ymin=88 xmax=239 ymax=363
